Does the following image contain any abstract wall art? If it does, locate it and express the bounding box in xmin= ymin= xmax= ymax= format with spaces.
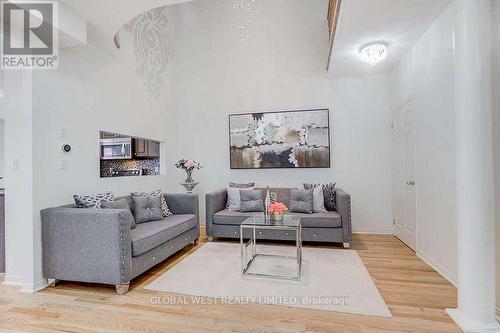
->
xmin=229 ymin=109 xmax=331 ymax=169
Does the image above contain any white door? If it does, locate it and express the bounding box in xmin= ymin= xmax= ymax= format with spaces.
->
xmin=392 ymin=101 xmax=417 ymax=250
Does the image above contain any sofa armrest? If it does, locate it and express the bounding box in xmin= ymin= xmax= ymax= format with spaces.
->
xmin=41 ymin=208 xmax=132 ymax=285
xmin=336 ymin=188 xmax=352 ymax=246
xmin=205 ymin=189 xmax=227 ymax=236
xmin=164 ymin=193 xmax=199 ymax=216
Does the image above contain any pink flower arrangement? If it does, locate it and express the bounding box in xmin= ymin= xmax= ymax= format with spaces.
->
xmin=175 ymin=159 xmax=202 ymax=171
xmin=268 ymin=202 xmax=288 ymax=214
xmin=184 ymin=160 xmax=197 ymax=169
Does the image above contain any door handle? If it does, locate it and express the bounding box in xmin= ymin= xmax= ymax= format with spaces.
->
xmin=407 ymin=180 xmax=416 ymax=186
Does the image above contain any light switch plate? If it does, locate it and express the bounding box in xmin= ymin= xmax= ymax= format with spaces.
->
xmin=10 ymin=159 xmax=19 ymax=170
xmin=59 ymin=159 xmax=68 ymax=170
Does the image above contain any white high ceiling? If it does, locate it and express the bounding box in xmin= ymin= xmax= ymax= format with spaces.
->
xmin=59 ymin=0 xmax=452 ymax=78
xmin=59 ymin=0 xmax=195 ymax=43
xmin=330 ymin=0 xmax=452 ymax=78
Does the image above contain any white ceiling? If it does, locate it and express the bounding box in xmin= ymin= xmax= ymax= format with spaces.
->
xmin=59 ymin=0 xmax=195 ymax=44
xmin=59 ymin=0 xmax=451 ymax=78
xmin=330 ymin=0 xmax=451 ymax=78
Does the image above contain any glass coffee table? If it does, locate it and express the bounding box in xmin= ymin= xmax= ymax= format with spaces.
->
xmin=240 ymin=215 xmax=302 ymax=281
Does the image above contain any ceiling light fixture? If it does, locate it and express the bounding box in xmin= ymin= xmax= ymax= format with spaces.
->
xmin=233 ymin=0 xmax=256 ymax=42
xmin=359 ymin=43 xmax=387 ymax=65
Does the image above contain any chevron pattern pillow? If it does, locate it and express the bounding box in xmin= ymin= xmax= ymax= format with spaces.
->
xmin=73 ymin=192 xmax=115 ymax=209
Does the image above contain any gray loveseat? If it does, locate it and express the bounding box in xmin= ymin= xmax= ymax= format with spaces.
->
xmin=206 ymin=187 xmax=351 ymax=248
xmin=41 ymin=193 xmax=199 ymax=294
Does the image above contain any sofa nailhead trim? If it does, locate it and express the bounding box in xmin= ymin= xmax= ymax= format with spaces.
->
xmin=118 ymin=212 xmax=128 ymax=284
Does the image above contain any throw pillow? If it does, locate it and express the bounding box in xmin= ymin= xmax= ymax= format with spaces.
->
xmin=132 ymin=195 xmax=163 ymax=223
xmin=240 ymin=189 xmax=264 ymax=212
xmin=270 ymin=192 xmax=278 ymax=204
xmin=131 ymin=190 xmax=172 ymax=217
xmin=289 ymin=189 xmax=313 ymax=214
xmin=304 ymin=182 xmax=337 ymax=211
xmin=226 ymin=182 xmax=255 ymax=209
xmin=73 ymin=192 xmax=114 ymax=209
xmin=101 ymin=199 xmax=136 ymax=229
xmin=312 ymin=186 xmax=327 ymax=213
xmin=226 ymin=187 xmax=254 ymax=211
xmin=229 ymin=182 xmax=256 ymax=188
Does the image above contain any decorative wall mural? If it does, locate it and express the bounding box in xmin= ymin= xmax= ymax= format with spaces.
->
xmin=229 ymin=109 xmax=331 ymax=169
xmin=124 ymin=7 xmax=173 ymax=97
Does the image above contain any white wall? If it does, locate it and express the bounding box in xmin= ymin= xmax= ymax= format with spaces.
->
xmin=389 ymin=2 xmax=457 ymax=283
xmin=330 ymin=77 xmax=392 ymax=234
xmin=0 ymin=120 xmax=4 ymax=189
xmin=492 ymin=0 xmax=500 ymax=317
xmin=3 ymin=69 xmax=36 ymax=288
xmin=4 ymin=7 xmax=179 ymax=290
xmin=0 ymin=72 xmax=4 ymax=188
xmin=166 ymin=0 xmax=393 ymax=233
xmin=0 ymin=71 xmax=4 ymax=119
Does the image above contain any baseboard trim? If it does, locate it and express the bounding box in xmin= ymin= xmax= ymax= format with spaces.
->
xmin=353 ymin=228 xmax=393 ymax=235
xmin=446 ymin=308 xmax=500 ymax=332
xmin=416 ymin=250 xmax=457 ymax=287
xmin=1 ymin=275 xmax=49 ymax=292
xmin=2 ymin=274 xmax=24 ymax=286
xmin=21 ymin=279 xmax=49 ymax=293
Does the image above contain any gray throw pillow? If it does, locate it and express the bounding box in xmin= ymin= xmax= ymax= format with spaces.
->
xmin=229 ymin=182 xmax=255 ymax=188
xmin=226 ymin=182 xmax=255 ymax=209
xmin=290 ymin=189 xmax=314 ymax=214
xmin=102 ymin=199 xmax=136 ymax=229
xmin=312 ymin=186 xmax=327 ymax=213
xmin=304 ymin=182 xmax=336 ymax=211
xmin=131 ymin=190 xmax=172 ymax=217
xmin=132 ymin=195 xmax=163 ymax=224
xmin=240 ymin=189 xmax=264 ymax=212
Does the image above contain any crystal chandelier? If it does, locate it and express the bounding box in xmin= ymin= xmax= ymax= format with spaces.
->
xmin=233 ymin=0 xmax=256 ymax=42
xmin=359 ymin=43 xmax=387 ymax=65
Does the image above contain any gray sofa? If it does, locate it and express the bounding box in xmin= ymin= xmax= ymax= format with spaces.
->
xmin=41 ymin=193 xmax=199 ymax=294
xmin=206 ymin=187 xmax=352 ymax=248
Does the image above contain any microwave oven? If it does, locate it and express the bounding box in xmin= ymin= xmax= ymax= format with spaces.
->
xmin=100 ymin=138 xmax=132 ymax=160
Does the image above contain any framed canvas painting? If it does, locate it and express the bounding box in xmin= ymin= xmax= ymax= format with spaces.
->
xmin=229 ymin=109 xmax=331 ymax=169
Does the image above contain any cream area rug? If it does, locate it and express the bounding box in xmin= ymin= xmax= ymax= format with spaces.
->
xmin=145 ymin=242 xmax=391 ymax=317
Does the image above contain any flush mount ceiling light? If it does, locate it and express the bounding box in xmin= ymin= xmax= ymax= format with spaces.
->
xmin=359 ymin=43 xmax=387 ymax=65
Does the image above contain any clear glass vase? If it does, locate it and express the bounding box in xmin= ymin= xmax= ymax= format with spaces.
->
xmin=185 ymin=168 xmax=194 ymax=183
xmin=272 ymin=212 xmax=284 ymax=221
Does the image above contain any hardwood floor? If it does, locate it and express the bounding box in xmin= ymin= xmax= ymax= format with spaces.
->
xmin=0 ymin=232 xmax=460 ymax=333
